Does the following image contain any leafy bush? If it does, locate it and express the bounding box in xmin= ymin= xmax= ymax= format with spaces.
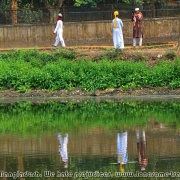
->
xmin=55 ymin=48 xmax=77 ymax=59
xmin=0 ymin=49 xmax=180 ymax=92
xmin=18 ymin=4 xmax=42 ymax=24
xmin=132 ymin=52 xmax=147 ymax=62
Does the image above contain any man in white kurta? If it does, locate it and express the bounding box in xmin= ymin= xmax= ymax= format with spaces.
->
xmin=112 ymin=11 xmax=124 ymax=49
xmin=117 ymin=131 xmax=128 ymax=171
xmin=53 ymin=13 xmax=66 ymax=48
xmin=58 ymin=133 xmax=68 ymax=168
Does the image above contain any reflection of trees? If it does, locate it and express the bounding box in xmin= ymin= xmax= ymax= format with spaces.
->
xmin=0 ymin=157 xmax=6 ymax=180
xmin=18 ymin=155 xmax=25 ymax=180
xmin=1 ymin=129 xmax=180 ymax=173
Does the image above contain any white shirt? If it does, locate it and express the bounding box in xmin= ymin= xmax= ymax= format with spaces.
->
xmin=54 ymin=20 xmax=63 ymax=34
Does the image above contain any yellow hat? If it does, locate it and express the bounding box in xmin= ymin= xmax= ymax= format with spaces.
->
xmin=114 ymin=11 xmax=119 ymax=16
xmin=120 ymin=164 xmax=125 ymax=172
xmin=113 ymin=11 xmax=119 ymax=28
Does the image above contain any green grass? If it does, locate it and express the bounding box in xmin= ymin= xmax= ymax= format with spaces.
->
xmin=0 ymin=49 xmax=180 ymax=92
xmin=0 ymin=100 xmax=179 ymax=136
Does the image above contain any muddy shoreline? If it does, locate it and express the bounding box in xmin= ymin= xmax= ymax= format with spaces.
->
xmin=1 ymin=87 xmax=180 ymax=103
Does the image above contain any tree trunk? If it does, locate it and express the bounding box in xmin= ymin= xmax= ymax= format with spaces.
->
xmin=57 ymin=0 xmax=64 ymax=7
xmin=152 ymin=2 xmax=156 ymax=18
xmin=11 ymin=0 xmax=18 ymax=25
xmin=178 ymin=16 xmax=180 ymax=50
xmin=49 ymin=8 xmax=60 ymax=23
xmin=43 ymin=0 xmax=64 ymax=23
xmin=31 ymin=0 xmax=34 ymax=8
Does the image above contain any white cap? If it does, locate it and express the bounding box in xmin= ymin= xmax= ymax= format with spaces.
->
xmin=141 ymin=167 xmax=146 ymax=171
xmin=58 ymin=13 xmax=62 ymax=17
xmin=64 ymin=162 xmax=68 ymax=168
xmin=135 ymin=8 xmax=139 ymax=11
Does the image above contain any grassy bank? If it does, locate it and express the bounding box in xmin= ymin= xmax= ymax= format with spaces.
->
xmin=0 ymin=48 xmax=179 ymax=93
xmin=0 ymin=100 xmax=179 ymax=136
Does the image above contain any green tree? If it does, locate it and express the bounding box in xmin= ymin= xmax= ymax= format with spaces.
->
xmin=178 ymin=15 xmax=180 ymax=50
xmin=0 ymin=0 xmax=40 ymax=24
xmin=74 ymin=0 xmax=105 ymax=6
xmin=40 ymin=0 xmax=64 ymax=23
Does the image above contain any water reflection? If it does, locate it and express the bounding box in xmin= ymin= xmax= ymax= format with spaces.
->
xmin=117 ymin=131 xmax=128 ymax=172
xmin=117 ymin=130 xmax=149 ymax=172
xmin=58 ymin=133 xmax=68 ymax=168
xmin=136 ymin=130 xmax=148 ymax=171
xmin=0 ymin=128 xmax=180 ymax=179
xmin=0 ymin=100 xmax=180 ymax=179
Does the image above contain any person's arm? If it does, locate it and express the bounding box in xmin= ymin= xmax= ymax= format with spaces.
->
xmin=131 ymin=13 xmax=135 ymax=22
xmin=54 ymin=20 xmax=60 ymax=33
xmin=120 ymin=19 xmax=123 ymax=28
xmin=138 ymin=12 xmax=143 ymax=21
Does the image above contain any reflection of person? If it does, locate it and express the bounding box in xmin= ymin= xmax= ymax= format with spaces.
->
xmin=117 ymin=131 xmax=128 ymax=172
xmin=112 ymin=11 xmax=124 ymax=49
xmin=136 ymin=130 xmax=148 ymax=171
xmin=131 ymin=8 xmax=143 ymax=48
xmin=58 ymin=133 xmax=68 ymax=168
xmin=53 ymin=13 xmax=66 ymax=48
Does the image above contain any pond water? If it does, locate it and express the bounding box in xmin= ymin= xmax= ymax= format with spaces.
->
xmin=0 ymin=98 xmax=180 ymax=180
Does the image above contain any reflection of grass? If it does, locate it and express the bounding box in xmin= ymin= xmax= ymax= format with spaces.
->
xmin=0 ymin=100 xmax=180 ymax=136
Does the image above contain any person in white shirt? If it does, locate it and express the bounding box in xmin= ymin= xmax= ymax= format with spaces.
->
xmin=58 ymin=133 xmax=68 ymax=168
xmin=53 ymin=13 xmax=66 ymax=48
xmin=117 ymin=131 xmax=128 ymax=172
xmin=112 ymin=11 xmax=124 ymax=49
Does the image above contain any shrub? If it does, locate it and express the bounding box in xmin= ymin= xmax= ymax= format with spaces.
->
xmin=0 ymin=49 xmax=180 ymax=92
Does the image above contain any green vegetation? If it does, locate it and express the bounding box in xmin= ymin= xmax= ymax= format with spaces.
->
xmin=0 ymin=100 xmax=179 ymax=136
xmin=1 ymin=100 xmax=180 ymax=178
xmin=0 ymin=48 xmax=180 ymax=92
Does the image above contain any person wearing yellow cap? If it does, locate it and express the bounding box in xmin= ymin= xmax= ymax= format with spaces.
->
xmin=112 ymin=11 xmax=124 ymax=49
xmin=131 ymin=8 xmax=143 ymax=48
xmin=117 ymin=131 xmax=128 ymax=172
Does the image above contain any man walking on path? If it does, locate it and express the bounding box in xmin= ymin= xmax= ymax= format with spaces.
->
xmin=132 ymin=8 xmax=143 ymax=48
xmin=53 ymin=13 xmax=66 ymax=48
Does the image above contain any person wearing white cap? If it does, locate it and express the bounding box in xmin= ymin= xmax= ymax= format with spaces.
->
xmin=131 ymin=8 xmax=143 ymax=48
xmin=112 ymin=11 xmax=124 ymax=49
xmin=53 ymin=13 xmax=66 ymax=48
xmin=136 ymin=130 xmax=148 ymax=171
xmin=58 ymin=133 xmax=68 ymax=168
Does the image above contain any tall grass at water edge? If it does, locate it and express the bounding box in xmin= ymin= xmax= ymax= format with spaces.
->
xmin=0 ymin=49 xmax=180 ymax=92
xmin=0 ymin=100 xmax=179 ymax=136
